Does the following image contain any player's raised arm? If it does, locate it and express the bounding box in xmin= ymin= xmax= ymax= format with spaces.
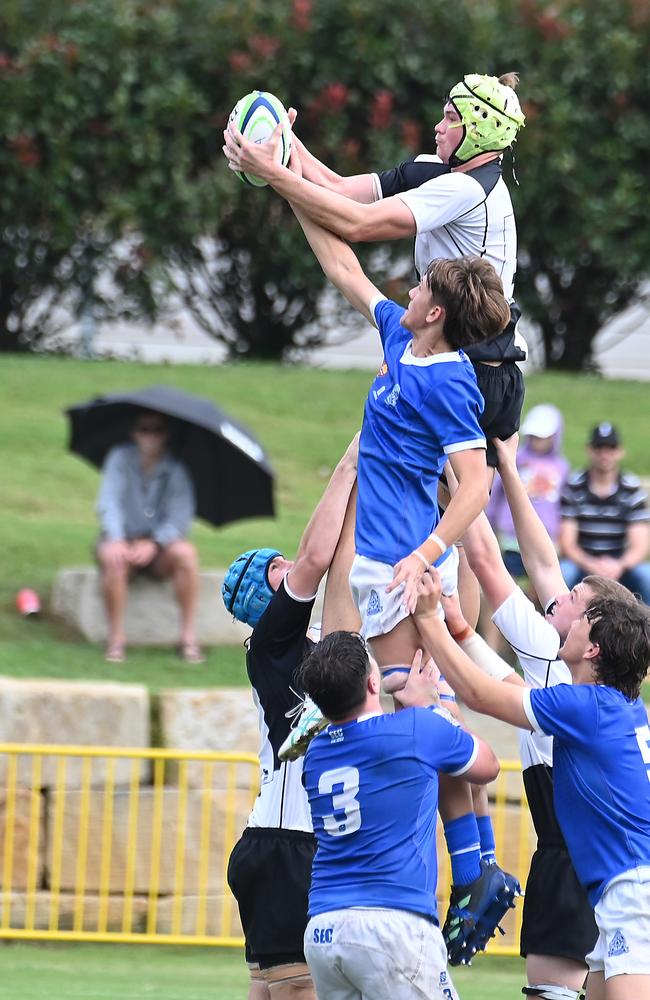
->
xmin=493 ymin=435 xmax=568 ymax=609
xmin=287 ymin=432 xmax=359 ymax=599
xmin=444 ymin=461 xmax=519 ymax=613
xmin=290 ymin=203 xmax=382 ymax=326
xmin=223 ymin=122 xmax=415 ymax=243
xmin=441 ymin=589 xmax=523 ymax=686
xmin=414 ymin=570 xmax=532 ymax=730
xmin=288 ymin=120 xmax=377 ymax=203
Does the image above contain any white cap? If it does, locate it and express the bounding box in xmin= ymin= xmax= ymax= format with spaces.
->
xmin=521 ymin=404 xmax=562 ymax=439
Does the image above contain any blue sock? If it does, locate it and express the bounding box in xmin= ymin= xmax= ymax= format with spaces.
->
xmin=443 ymin=813 xmax=481 ymax=886
xmin=477 ymin=815 xmax=497 ymax=865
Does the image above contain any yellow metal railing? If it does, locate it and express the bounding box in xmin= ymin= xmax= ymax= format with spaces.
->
xmin=0 ymin=743 xmax=259 ymax=945
xmin=0 ymin=745 xmax=532 ymax=954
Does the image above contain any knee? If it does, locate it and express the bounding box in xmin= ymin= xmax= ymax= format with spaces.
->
xmin=166 ymin=540 xmax=199 ymax=571
xmin=98 ymin=544 xmax=129 ymax=577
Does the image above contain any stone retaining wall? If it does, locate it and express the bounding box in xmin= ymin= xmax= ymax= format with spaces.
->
xmin=51 ymin=567 xmax=326 ymax=646
xmin=0 ymin=677 xmax=535 ymax=945
xmin=0 ymin=677 xmax=257 ymax=937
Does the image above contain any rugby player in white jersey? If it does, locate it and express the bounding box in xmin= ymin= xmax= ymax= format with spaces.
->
xmin=223 ymin=75 xmax=527 ymax=948
xmin=222 ymin=435 xmax=359 ymax=1000
xmin=225 ymin=122 xmax=524 ymax=959
xmin=223 ymin=73 xmax=527 ymax=478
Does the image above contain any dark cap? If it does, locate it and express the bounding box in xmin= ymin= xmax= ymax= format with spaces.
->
xmin=589 ymin=422 xmax=620 ymax=448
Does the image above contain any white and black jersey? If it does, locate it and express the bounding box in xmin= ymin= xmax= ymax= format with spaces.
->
xmin=373 ymin=155 xmax=526 ymax=363
xmin=561 ymin=470 xmax=649 ymax=558
xmin=245 ymin=576 xmax=315 ymax=832
xmin=492 ymin=587 xmax=569 ymax=843
xmin=492 ymin=587 xmax=597 ymax=959
xmin=492 ymin=586 xmax=569 ymax=771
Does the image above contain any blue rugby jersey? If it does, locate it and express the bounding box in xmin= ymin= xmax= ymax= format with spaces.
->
xmin=303 ymin=707 xmax=478 ymax=919
xmin=355 ymin=298 xmax=485 ymax=566
xmin=524 ymin=683 xmax=650 ymax=905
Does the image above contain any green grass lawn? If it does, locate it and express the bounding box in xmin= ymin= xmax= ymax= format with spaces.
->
xmin=1 ymin=354 xmax=649 ymax=690
xmin=0 ymin=941 xmax=525 ymax=999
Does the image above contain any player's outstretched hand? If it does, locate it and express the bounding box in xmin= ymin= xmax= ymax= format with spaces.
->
xmin=222 ymin=122 xmax=285 ymax=181
xmin=393 ymin=648 xmax=441 ymax=710
xmin=492 ymin=432 xmax=519 ymax=471
xmin=387 ymin=553 xmax=427 ymax=614
xmin=413 ymin=568 xmax=443 ymax=619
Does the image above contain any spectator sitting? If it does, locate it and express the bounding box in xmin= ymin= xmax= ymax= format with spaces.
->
xmin=96 ymin=409 xmax=203 ymax=664
xmin=487 ymin=403 xmax=569 ymax=580
xmin=559 ymin=422 xmax=650 ymax=604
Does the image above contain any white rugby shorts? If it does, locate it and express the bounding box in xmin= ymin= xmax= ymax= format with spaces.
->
xmin=305 ymin=907 xmax=458 ymax=1000
xmin=586 ymin=866 xmax=650 ymax=978
xmin=349 ymin=547 xmax=459 ymax=641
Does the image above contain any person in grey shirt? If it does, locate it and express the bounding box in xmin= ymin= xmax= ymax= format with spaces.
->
xmin=96 ymin=409 xmax=203 ymax=664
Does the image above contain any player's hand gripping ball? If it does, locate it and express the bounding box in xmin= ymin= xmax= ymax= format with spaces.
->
xmin=227 ymin=90 xmax=291 ymax=187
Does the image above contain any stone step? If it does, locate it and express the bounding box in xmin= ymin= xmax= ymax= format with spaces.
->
xmin=52 ymin=567 xmax=327 ymax=646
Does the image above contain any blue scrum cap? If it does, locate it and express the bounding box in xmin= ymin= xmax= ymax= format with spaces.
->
xmin=222 ymin=548 xmax=282 ymax=627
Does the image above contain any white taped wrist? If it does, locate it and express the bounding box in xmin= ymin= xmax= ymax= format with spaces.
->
xmin=459 ymin=633 xmax=515 ymax=681
xmin=429 ymin=533 xmax=447 ymax=557
xmin=412 ymin=548 xmax=430 ymax=570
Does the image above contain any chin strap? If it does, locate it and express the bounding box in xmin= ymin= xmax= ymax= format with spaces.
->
xmin=523 ymin=986 xmax=584 ymax=1000
xmin=510 ymin=146 xmax=521 ymax=186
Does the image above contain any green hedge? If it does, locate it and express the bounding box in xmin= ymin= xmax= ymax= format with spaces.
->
xmin=1 ymin=0 xmax=649 ymax=367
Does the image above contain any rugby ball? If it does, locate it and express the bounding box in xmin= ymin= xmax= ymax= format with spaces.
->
xmin=227 ymin=90 xmax=292 ymax=187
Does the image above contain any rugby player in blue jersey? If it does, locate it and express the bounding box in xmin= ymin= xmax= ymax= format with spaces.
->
xmin=225 ymin=128 xmax=520 ymax=958
xmin=226 ymin=101 xmax=522 ymax=959
xmin=447 ymin=434 xmax=640 ymax=995
xmin=298 ymin=630 xmax=500 ymax=999
xmin=414 ymin=569 xmax=650 ymax=1000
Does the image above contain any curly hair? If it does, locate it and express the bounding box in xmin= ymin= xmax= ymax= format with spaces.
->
xmin=586 ymin=597 xmax=650 ymax=700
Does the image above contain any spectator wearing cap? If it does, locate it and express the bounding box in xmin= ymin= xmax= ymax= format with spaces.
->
xmin=559 ymin=423 xmax=650 ymax=603
xmin=487 ymin=404 xmax=569 ymax=580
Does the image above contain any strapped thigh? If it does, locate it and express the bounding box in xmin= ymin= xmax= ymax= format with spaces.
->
xmin=263 ymin=962 xmax=311 ymax=986
xmin=248 ymin=962 xmax=265 ymax=983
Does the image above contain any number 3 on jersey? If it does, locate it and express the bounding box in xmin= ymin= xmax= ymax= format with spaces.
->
xmin=319 ymin=766 xmax=361 ymax=837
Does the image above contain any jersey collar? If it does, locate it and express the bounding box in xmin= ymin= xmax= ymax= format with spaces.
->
xmin=400 ymin=342 xmax=465 ymax=367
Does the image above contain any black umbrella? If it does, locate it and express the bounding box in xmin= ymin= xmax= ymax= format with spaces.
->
xmin=66 ymin=385 xmax=275 ymax=527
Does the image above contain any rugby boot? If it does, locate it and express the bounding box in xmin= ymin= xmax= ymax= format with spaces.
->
xmin=279 ymin=694 xmax=328 ymax=761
